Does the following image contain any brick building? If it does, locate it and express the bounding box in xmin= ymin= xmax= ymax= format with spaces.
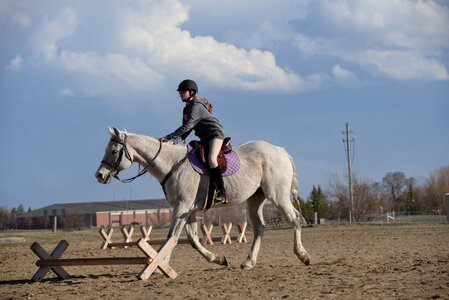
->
xmin=18 ymin=199 xmax=173 ymax=229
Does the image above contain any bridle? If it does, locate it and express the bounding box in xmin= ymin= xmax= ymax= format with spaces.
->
xmin=100 ymin=134 xmax=189 ymax=198
xmin=101 ymin=135 xmax=162 ymax=183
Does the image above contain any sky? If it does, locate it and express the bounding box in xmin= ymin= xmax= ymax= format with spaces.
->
xmin=0 ymin=0 xmax=448 ymax=210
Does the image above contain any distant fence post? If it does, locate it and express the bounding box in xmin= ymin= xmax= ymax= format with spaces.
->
xmin=445 ymin=193 xmax=449 ymax=223
xmin=52 ymin=216 xmax=57 ymax=232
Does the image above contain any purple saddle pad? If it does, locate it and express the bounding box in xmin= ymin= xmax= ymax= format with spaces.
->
xmin=187 ymin=142 xmax=240 ymax=176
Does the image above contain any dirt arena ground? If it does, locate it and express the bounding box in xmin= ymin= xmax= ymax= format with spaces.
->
xmin=0 ymin=223 xmax=448 ymax=299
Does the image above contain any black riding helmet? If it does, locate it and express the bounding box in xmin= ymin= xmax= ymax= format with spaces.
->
xmin=177 ymin=79 xmax=198 ymax=93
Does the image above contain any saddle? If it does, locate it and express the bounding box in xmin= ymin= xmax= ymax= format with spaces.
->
xmin=187 ymin=138 xmax=240 ymax=211
xmin=197 ymin=137 xmax=232 ymax=172
xmin=187 ymin=138 xmax=240 ymax=177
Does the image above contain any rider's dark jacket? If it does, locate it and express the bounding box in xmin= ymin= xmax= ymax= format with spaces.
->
xmin=164 ymin=96 xmax=224 ymax=143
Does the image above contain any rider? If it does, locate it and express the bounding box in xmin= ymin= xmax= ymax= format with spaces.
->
xmin=160 ymin=79 xmax=227 ymax=204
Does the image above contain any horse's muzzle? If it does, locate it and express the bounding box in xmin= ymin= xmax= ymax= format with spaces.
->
xmin=95 ymin=168 xmax=112 ymax=184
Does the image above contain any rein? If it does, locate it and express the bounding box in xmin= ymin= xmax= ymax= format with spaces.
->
xmin=160 ymin=154 xmax=189 ymax=197
xmin=102 ymin=134 xmax=189 ymax=197
xmin=103 ymin=136 xmax=162 ymax=183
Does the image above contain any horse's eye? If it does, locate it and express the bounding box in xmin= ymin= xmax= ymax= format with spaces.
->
xmin=112 ymin=150 xmax=119 ymax=154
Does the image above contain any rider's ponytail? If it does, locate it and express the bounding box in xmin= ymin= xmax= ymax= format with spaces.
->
xmin=207 ymin=102 xmax=213 ymax=113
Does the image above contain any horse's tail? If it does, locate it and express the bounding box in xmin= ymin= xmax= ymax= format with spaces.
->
xmin=288 ymin=154 xmax=307 ymax=225
xmin=288 ymin=154 xmax=300 ymax=207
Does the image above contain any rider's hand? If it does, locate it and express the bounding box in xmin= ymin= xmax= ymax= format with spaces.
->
xmin=159 ymin=137 xmax=176 ymax=144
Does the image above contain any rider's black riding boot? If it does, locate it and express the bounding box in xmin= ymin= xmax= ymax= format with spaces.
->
xmin=210 ymin=167 xmax=227 ymax=204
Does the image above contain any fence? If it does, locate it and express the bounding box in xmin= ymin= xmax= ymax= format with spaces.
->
xmin=365 ymin=211 xmax=446 ymax=224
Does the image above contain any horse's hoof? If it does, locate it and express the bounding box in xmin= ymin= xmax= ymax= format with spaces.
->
xmin=223 ymin=256 xmax=231 ymax=267
xmin=299 ymin=252 xmax=311 ymax=265
xmin=219 ymin=255 xmax=230 ymax=267
xmin=240 ymin=261 xmax=254 ymax=270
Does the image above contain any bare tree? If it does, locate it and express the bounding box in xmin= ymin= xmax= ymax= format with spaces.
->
xmin=381 ymin=172 xmax=415 ymax=211
xmin=326 ymin=172 xmax=350 ymax=221
xmin=352 ymin=180 xmax=380 ymax=220
xmin=0 ymin=208 xmax=9 ymax=229
xmin=422 ymin=165 xmax=449 ymax=214
xmin=326 ymin=172 xmax=381 ymax=221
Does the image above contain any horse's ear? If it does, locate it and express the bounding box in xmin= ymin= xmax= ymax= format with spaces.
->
xmin=113 ymin=127 xmax=120 ymax=137
xmin=108 ymin=127 xmax=122 ymax=138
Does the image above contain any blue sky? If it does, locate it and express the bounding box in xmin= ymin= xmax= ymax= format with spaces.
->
xmin=1 ymin=0 xmax=448 ymax=210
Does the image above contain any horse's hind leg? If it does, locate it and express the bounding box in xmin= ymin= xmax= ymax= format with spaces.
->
xmin=276 ymin=198 xmax=311 ymax=265
xmin=241 ymin=189 xmax=266 ymax=270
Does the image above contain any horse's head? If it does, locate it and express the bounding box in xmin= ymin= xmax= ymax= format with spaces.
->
xmin=95 ymin=127 xmax=133 ymax=184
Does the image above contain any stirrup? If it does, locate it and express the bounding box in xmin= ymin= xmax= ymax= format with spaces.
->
xmin=214 ymin=191 xmax=228 ymax=204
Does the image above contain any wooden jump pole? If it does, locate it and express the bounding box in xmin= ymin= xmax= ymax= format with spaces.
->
xmin=36 ymin=257 xmax=151 ymax=267
xmin=31 ymin=238 xmax=177 ymax=282
xmin=105 ymin=238 xmax=191 ymax=248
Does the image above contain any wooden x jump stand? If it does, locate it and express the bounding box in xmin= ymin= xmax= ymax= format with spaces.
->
xmin=99 ymin=225 xmax=153 ymax=249
xmin=30 ymin=237 xmax=177 ymax=282
xmin=99 ymin=222 xmax=248 ymax=249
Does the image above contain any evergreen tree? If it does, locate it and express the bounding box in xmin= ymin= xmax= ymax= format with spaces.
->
xmin=405 ymin=183 xmax=416 ymax=213
xmin=9 ymin=207 xmax=17 ymax=229
xmin=308 ymin=185 xmax=330 ymax=221
xmin=17 ymin=204 xmax=25 ymax=215
xmin=310 ymin=186 xmax=320 ymax=213
xmin=299 ymin=198 xmax=313 ymax=222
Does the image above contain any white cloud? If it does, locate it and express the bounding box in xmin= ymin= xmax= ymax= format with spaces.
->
xmin=59 ymin=51 xmax=164 ymax=90
xmin=183 ymin=0 xmax=309 ymax=48
xmin=25 ymin=1 xmax=306 ymax=95
xmin=354 ymin=50 xmax=449 ymax=80
xmin=298 ymin=73 xmax=330 ymax=91
xmin=32 ymin=7 xmax=79 ymax=61
xmin=29 ymin=6 xmax=163 ymax=94
xmin=60 ymin=87 xmax=73 ymax=96
xmin=319 ymin=0 xmax=449 ymax=50
xmin=6 ymin=54 xmax=22 ymax=71
xmin=22 ymin=0 xmax=449 ymax=100
xmin=331 ymin=65 xmax=360 ymax=87
xmin=119 ymin=0 xmax=303 ymax=92
xmin=300 ymin=0 xmax=449 ymax=81
xmin=183 ymin=0 xmax=449 ymax=83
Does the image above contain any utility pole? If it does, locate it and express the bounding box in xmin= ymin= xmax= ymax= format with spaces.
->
xmin=343 ymin=122 xmax=354 ymax=223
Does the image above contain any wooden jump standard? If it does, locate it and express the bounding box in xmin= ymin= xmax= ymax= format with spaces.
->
xmin=30 ymin=237 xmax=177 ymax=282
xmin=100 ymin=222 xmax=247 ymax=249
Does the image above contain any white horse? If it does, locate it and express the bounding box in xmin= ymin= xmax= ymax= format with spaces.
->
xmin=95 ymin=127 xmax=310 ymax=270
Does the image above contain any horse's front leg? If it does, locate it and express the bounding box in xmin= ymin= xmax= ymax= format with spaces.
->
xmin=185 ymin=214 xmax=229 ymax=266
xmin=160 ymin=202 xmax=192 ymax=265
